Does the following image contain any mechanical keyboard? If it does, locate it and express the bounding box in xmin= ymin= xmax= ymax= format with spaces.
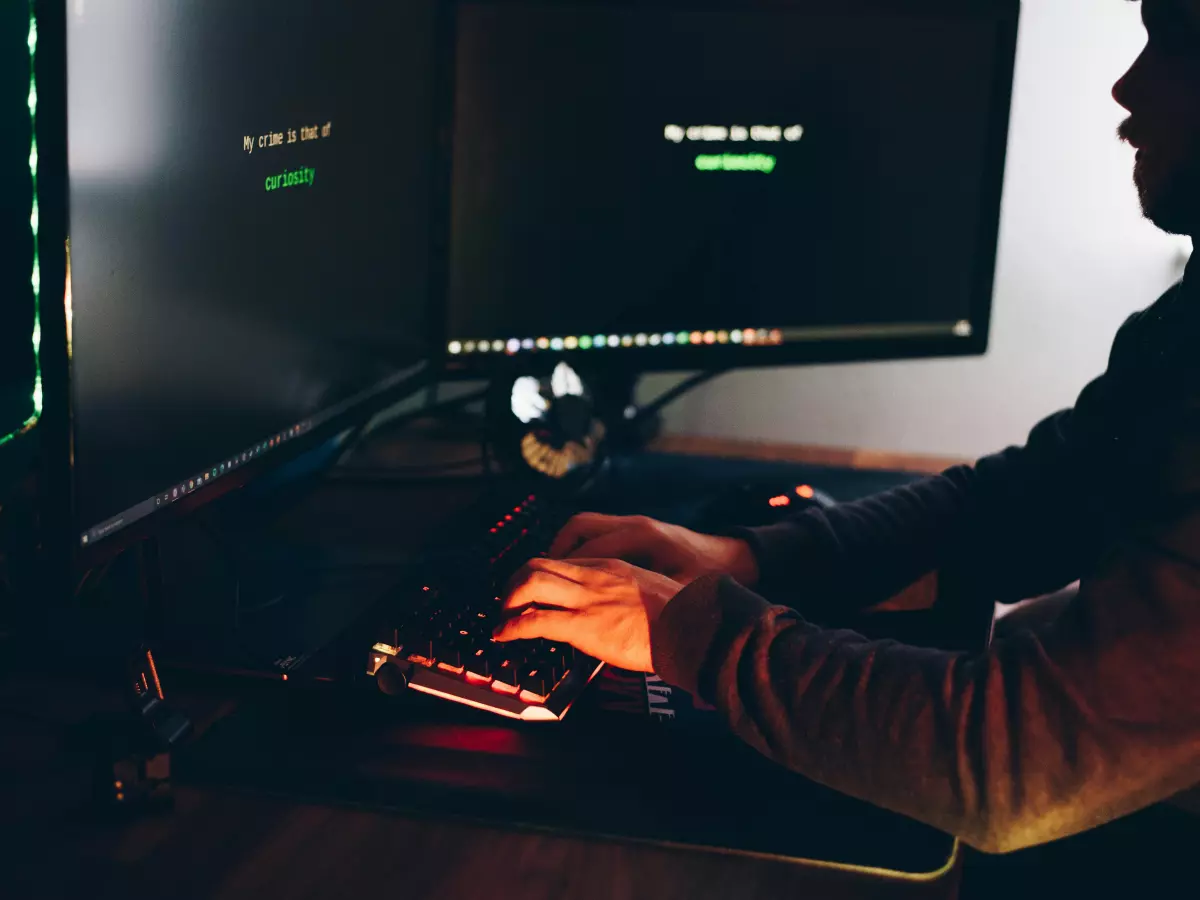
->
xmin=365 ymin=490 xmax=604 ymax=721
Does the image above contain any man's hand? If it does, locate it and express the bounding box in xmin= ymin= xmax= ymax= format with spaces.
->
xmin=548 ymin=513 xmax=760 ymax=587
xmin=494 ymin=557 xmax=683 ymax=672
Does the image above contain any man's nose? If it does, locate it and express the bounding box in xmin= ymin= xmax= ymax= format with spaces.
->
xmin=1112 ymin=47 xmax=1148 ymax=113
xmin=1112 ymin=72 xmax=1129 ymax=111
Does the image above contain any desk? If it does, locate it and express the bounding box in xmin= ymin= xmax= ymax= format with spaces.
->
xmin=2 ymin=448 xmax=977 ymax=899
xmin=2 ymin=677 xmax=962 ymax=900
xmin=3 ymin=791 xmax=957 ymax=900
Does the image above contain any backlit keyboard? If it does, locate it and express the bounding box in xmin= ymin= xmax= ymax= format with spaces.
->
xmin=366 ymin=492 xmax=604 ymax=720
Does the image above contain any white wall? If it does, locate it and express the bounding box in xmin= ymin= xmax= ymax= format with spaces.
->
xmin=642 ymin=0 xmax=1190 ymax=460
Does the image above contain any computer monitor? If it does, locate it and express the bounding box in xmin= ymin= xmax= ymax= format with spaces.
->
xmin=442 ymin=0 xmax=1017 ymax=373
xmin=47 ymin=0 xmax=439 ymax=567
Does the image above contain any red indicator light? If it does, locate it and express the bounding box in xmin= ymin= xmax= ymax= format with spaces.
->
xmin=795 ymin=485 xmax=815 ymax=499
xmin=768 ymin=495 xmax=791 ymax=508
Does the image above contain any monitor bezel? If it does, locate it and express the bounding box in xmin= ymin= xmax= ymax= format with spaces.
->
xmin=435 ymin=0 xmax=1018 ymax=376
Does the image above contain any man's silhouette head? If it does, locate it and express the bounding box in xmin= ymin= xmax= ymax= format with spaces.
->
xmin=1113 ymin=0 xmax=1200 ymax=235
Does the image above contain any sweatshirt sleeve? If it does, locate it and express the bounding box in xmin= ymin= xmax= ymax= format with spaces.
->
xmin=736 ymin=281 xmax=1200 ymax=616
xmin=651 ymin=501 xmax=1200 ymax=854
xmin=737 ymin=404 xmax=1100 ymax=614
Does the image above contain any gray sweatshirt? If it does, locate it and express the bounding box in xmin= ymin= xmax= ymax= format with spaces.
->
xmin=651 ymin=259 xmax=1200 ymax=853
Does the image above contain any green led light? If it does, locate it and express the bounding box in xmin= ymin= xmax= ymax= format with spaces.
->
xmin=676 ymin=331 xmax=689 ymax=344
xmin=578 ymin=335 xmax=593 ymax=350
xmin=1 ymin=3 xmax=43 ymax=449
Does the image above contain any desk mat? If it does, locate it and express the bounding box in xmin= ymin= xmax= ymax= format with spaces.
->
xmin=177 ymin=614 xmax=959 ymax=878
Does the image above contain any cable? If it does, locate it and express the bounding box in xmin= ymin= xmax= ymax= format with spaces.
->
xmin=480 ymin=432 xmax=497 ymax=483
xmin=327 ymin=457 xmax=486 ymax=482
xmin=632 ymin=369 xmax=728 ymax=424
xmin=233 ymin=583 xmax=287 ymax=617
xmin=74 ymin=558 xmax=118 ymax=603
xmin=338 ymin=385 xmax=488 ymax=464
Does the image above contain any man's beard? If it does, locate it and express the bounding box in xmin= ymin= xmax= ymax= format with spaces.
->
xmin=1137 ymin=157 xmax=1200 ymax=237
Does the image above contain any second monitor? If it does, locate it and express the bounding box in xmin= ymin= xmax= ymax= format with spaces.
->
xmin=443 ymin=0 xmax=1017 ymax=371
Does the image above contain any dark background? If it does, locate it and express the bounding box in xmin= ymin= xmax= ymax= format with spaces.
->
xmin=67 ymin=0 xmax=437 ymax=536
xmin=447 ymin=1 xmax=1001 ymax=342
xmin=1 ymin=0 xmax=37 ymax=441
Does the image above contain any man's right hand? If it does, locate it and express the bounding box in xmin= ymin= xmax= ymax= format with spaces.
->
xmin=548 ymin=513 xmax=760 ymax=588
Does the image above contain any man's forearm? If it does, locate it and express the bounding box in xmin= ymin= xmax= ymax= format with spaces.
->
xmin=652 ymin=511 xmax=1200 ymax=852
xmin=738 ymin=410 xmax=1101 ymax=616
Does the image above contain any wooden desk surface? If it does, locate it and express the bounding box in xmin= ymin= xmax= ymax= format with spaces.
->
xmin=1 ymin=671 xmax=961 ymax=900
xmin=5 ymin=785 xmax=957 ymax=900
xmin=4 ymin=751 xmax=959 ymax=900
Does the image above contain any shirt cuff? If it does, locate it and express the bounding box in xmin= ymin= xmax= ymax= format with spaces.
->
xmin=650 ymin=573 xmax=772 ymax=699
xmin=729 ymin=516 xmax=824 ymax=597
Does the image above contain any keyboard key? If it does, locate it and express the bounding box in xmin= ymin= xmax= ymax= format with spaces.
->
xmin=493 ymin=658 xmax=520 ymax=689
xmin=435 ymin=644 xmax=463 ymax=669
xmin=405 ymin=637 xmax=434 ymax=663
xmin=547 ymin=643 xmax=573 ymax=672
xmin=466 ymin=646 xmax=492 ymax=679
xmin=517 ymin=664 xmax=549 ymax=698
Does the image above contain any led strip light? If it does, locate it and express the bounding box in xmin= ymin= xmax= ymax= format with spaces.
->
xmin=1 ymin=3 xmax=43 ymax=448
xmin=448 ymin=328 xmax=784 ymax=356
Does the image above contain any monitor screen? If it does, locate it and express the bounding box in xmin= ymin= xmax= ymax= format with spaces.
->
xmin=444 ymin=0 xmax=1013 ymax=365
xmin=66 ymin=0 xmax=436 ymax=550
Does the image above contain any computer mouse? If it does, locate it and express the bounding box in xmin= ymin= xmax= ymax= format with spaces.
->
xmin=694 ymin=481 xmax=836 ymax=532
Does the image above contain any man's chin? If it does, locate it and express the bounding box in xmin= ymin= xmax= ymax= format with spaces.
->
xmin=1139 ymin=185 xmax=1199 ymax=238
xmin=1136 ymin=161 xmax=1200 ymax=237
xmin=1142 ymin=200 xmax=1197 ymax=237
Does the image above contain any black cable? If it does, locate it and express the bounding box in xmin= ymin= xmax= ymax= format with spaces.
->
xmin=632 ymin=369 xmax=728 ymax=424
xmin=232 ymin=584 xmax=287 ymax=617
xmin=338 ymin=385 xmax=488 ymax=463
xmin=480 ymin=432 xmax=497 ymax=483
xmin=327 ymin=457 xmax=486 ymax=482
xmin=74 ymin=558 xmax=118 ymax=603
xmin=185 ymin=513 xmax=256 ymax=630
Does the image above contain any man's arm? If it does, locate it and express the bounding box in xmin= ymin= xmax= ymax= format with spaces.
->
xmin=740 ymin=408 xmax=1098 ymax=615
xmin=746 ymin=285 xmax=1200 ymax=617
xmin=652 ymin=506 xmax=1200 ymax=853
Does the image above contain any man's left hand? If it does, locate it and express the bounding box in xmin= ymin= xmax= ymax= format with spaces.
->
xmin=494 ymin=558 xmax=684 ymax=672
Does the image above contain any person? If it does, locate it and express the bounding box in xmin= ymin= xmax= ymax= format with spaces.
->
xmin=494 ymin=0 xmax=1200 ymax=855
